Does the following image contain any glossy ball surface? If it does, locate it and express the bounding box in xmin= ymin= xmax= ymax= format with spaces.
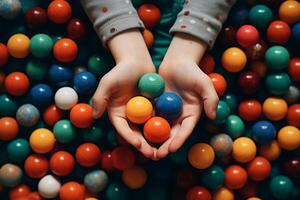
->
xmin=209 ymin=73 xmax=227 ymax=96
xmin=210 ymin=133 xmax=232 ymax=157
xmin=201 ymin=165 xmax=224 ymax=190
xmin=248 ymin=5 xmax=273 ymax=29
xmin=279 ymin=0 xmax=300 ymax=24
xmin=54 ymin=87 xmax=78 ymax=110
xmin=287 ymin=104 xmax=300 ymax=127
xmin=247 ymin=156 xmax=271 ymax=181
xmin=239 ymin=99 xmax=262 ymax=121
xmin=122 ymin=166 xmax=147 ymax=189
xmin=49 ymin=64 xmax=73 ymax=88
xmin=70 ymin=103 xmax=93 ymax=128
xmin=138 ymin=4 xmax=161 ymax=28
xmin=251 ymin=121 xmax=276 ymax=144
xmin=111 ymin=146 xmax=135 ymax=171
xmin=53 ymin=38 xmax=78 ymax=63
xmin=186 ymin=186 xmax=212 ymax=200
xmin=50 ymin=151 xmax=74 ymax=176
xmin=236 ymin=25 xmax=259 ymax=47
xmin=259 ymin=140 xmax=281 ymax=161
xmin=213 ymin=187 xmax=234 ymax=200
xmin=84 ymin=170 xmax=108 ymax=194
xmin=213 ymin=100 xmax=230 ymax=124
xmin=277 ymin=126 xmax=300 ymax=150
xmin=288 ymin=57 xmax=300 ymax=81
xmin=232 ymin=137 xmax=256 ymax=163
xmin=225 ymin=115 xmax=245 ymax=139
xmin=155 ymin=92 xmax=183 ymax=120
xmin=0 ymin=164 xmax=22 ymax=187
xmin=24 ymin=154 xmax=49 ymax=178
xmin=73 ymin=71 xmax=97 ymax=95
xmin=30 ymin=34 xmax=53 ymax=58
xmin=0 ymin=43 xmax=9 ymax=66
xmin=75 ymin=143 xmax=101 ymax=167
xmin=126 ymin=96 xmax=153 ymax=124
xmin=7 ymin=34 xmax=30 ymax=58
xmin=224 ymin=165 xmax=248 ymax=190
xmin=43 ymin=104 xmax=64 ymax=126
xmin=0 ymin=117 xmax=19 ymax=141
xmin=283 ymin=157 xmax=300 ymax=178
xmin=270 ymin=176 xmax=294 ymax=199
xmin=53 ymin=120 xmax=76 ymax=144
xmin=38 ymin=175 xmax=61 ymax=199
xmin=188 ymin=143 xmax=215 ymax=169
xmin=138 ymin=73 xmax=165 ymax=98
xmin=143 ymin=117 xmax=170 ymax=143
xmin=25 ymin=7 xmax=48 ymax=30
xmin=16 ymin=104 xmax=40 ymax=127
xmin=67 ymin=18 xmax=88 ymax=41
xmin=267 ymin=20 xmax=291 ymax=43
xmin=238 ymin=71 xmax=260 ymax=94
xmin=263 ymin=97 xmax=288 ymax=121
xmin=47 ymin=0 xmax=72 ymax=24
xmin=29 ymin=128 xmax=56 ymax=154
xmin=199 ymin=53 xmax=215 ymax=74
xmin=222 ymin=47 xmax=247 ymax=72
xmin=265 ymin=46 xmax=290 ymax=70
xmin=4 ymin=72 xmax=30 ymax=96
xmin=30 ymin=84 xmax=53 ymax=108
xmin=7 ymin=138 xmax=30 ymax=163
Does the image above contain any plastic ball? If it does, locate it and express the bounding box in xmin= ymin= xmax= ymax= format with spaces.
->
xmin=38 ymin=175 xmax=61 ymax=199
xmin=270 ymin=176 xmax=294 ymax=199
xmin=219 ymin=25 xmax=237 ymax=47
xmin=236 ymin=25 xmax=259 ymax=47
xmin=155 ymin=92 xmax=183 ymax=120
xmin=265 ymin=46 xmax=290 ymax=70
xmin=251 ymin=121 xmax=276 ymax=144
xmin=277 ymin=126 xmax=300 ymax=150
xmin=292 ymin=22 xmax=300 ymax=42
xmin=259 ymin=140 xmax=281 ymax=161
xmin=106 ymin=182 xmax=128 ymax=200
xmin=213 ymin=187 xmax=234 ymax=200
xmin=251 ymin=60 xmax=267 ymax=77
xmin=16 ymin=104 xmax=40 ymax=127
xmin=248 ymin=5 xmax=273 ymax=30
xmin=213 ymin=100 xmax=230 ymax=124
xmin=285 ymin=85 xmax=300 ymax=104
xmin=267 ymin=20 xmax=291 ymax=44
xmin=225 ymin=115 xmax=245 ymax=139
xmin=239 ymin=99 xmax=262 ymax=121
xmin=232 ymin=137 xmax=256 ymax=163
xmin=111 ymin=146 xmax=135 ymax=171
xmin=0 ymin=163 xmax=22 ymax=187
xmin=143 ymin=117 xmax=170 ymax=143
xmin=210 ymin=133 xmax=233 ymax=157
xmin=49 ymin=64 xmax=73 ymax=88
xmin=0 ymin=43 xmax=9 ymax=66
xmin=143 ymin=29 xmax=154 ymax=49
xmin=222 ymin=93 xmax=237 ymax=112
xmin=26 ymin=60 xmax=48 ymax=82
xmin=67 ymin=18 xmax=88 ymax=41
xmin=247 ymin=156 xmax=271 ymax=181
xmin=50 ymin=151 xmax=74 ymax=176
xmin=287 ymin=104 xmax=300 ymax=127
xmin=201 ymin=165 xmax=224 ymax=190
xmin=199 ymin=53 xmax=215 ymax=74
xmin=53 ymin=38 xmax=78 ymax=63
xmin=9 ymin=184 xmax=31 ymax=200
xmin=47 ymin=0 xmax=72 ymax=24
xmin=288 ymin=57 xmax=300 ymax=81
xmin=138 ymin=73 xmax=165 ymax=99
xmin=283 ymin=157 xmax=300 ymax=178
xmin=7 ymin=138 xmax=30 ymax=163
xmin=25 ymin=7 xmax=48 ymax=30
xmin=0 ymin=117 xmax=19 ymax=141
xmin=75 ymin=143 xmax=101 ymax=167
xmin=224 ymin=165 xmax=248 ymax=190
xmin=59 ymin=181 xmax=85 ymax=200
xmin=263 ymin=97 xmax=288 ymax=121
xmin=27 ymin=191 xmax=43 ymax=200
xmin=30 ymin=34 xmax=53 ymax=58
xmin=70 ymin=103 xmax=93 ymax=128
xmin=101 ymin=151 xmax=115 ymax=172
xmin=279 ymin=0 xmax=300 ymax=24
xmin=87 ymin=54 xmax=110 ymax=77
xmin=266 ymin=73 xmax=291 ymax=95
xmin=137 ymin=4 xmax=161 ymax=28
xmin=4 ymin=72 xmax=30 ymax=96
xmin=24 ymin=154 xmax=49 ymax=178
xmin=0 ymin=0 xmax=21 ymax=19
xmin=126 ymin=96 xmax=153 ymax=124
xmin=82 ymin=125 xmax=103 ymax=143
xmin=30 ymin=84 xmax=53 ymax=108
xmin=29 ymin=128 xmax=56 ymax=154
xmin=7 ymin=34 xmax=30 ymax=58
xmin=53 ymin=120 xmax=76 ymax=144
xmin=222 ymin=47 xmax=247 ymax=72
xmin=244 ymin=39 xmax=267 ymax=60
xmin=54 ymin=87 xmax=78 ymax=110
xmin=188 ymin=143 xmax=215 ymax=169
xmin=238 ymin=71 xmax=260 ymax=94
xmin=84 ymin=170 xmax=108 ymax=194
xmin=43 ymin=104 xmax=64 ymax=126
xmin=122 ymin=166 xmax=147 ymax=189
xmin=208 ymin=73 xmax=227 ymax=96
xmin=73 ymin=71 xmax=97 ymax=95
xmin=186 ymin=186 xmax=212 ymax=200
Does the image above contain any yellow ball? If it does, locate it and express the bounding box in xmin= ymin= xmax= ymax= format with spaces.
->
xmin=29 ymin=128 xmax=56 ymax=153
xmin=247 ymin=198 xmax=262 ymax=200
xmin=277 ymin=126 xmax=300 ymax=150
xmin=7 ymin=34 xmax=30 ymax=58
xmin=259 ymin=140 xmax=281 ymax=161
xmin=263 ymin=97 xmax=288 ymax=121
xmin=232 ymin=137 xmax=256 ymax=163
xmin=222 ymin=47 xmax=247 ymax=73
xmin=213 ymin=187 xmax=234 ymax=200
xmin=188 ymin=143 xmax=215 ymax=169
xmin=126 ymin=96 xmax=153 ymax=124
xmin=122 ymin=165 xmax=147 ymax=189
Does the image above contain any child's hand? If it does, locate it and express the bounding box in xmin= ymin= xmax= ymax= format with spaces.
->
xmin=155 ymin=33 xmax=219 ymax=159
xmin=92 ymin=29 xmax=156 ymax=158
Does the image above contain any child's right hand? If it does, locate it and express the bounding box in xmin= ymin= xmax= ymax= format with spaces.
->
xmin=91 ymin=29 xmax=157 ymax=158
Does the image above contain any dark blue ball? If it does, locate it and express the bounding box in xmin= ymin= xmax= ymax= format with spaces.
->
xmin=30 ymin=84 xmax=53 ymax=108
xmin=228 ymin=5 xmax=249 ymax=28
xmin=292 ymin=22 xmax=300 ymax=43
xmin=155 ymin=92 xmax=183 ymax=120
xmin=251 ymin=120 xmax=276 ymax=144
xmin=73 ymin=71 xmax=97 ymax=95
xmin=49 ymin=64 xmax=73 ymax=88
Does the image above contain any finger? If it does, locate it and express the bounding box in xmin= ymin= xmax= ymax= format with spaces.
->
xmin=130 ymin=125 xmax=155 ymax=158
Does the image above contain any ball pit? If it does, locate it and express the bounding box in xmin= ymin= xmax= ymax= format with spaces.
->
xmin=0 ymin=0 xmax=299 ymax=199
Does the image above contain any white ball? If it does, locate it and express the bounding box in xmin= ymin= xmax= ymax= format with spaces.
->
xmin=54 ymin=87 xmax=78 ymax=110
xmin=38 ymin=175 xmax=61 ymax=199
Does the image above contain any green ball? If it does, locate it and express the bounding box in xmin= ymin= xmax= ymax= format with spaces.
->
xmin=106 ymin=183 xmax=128 ymax=200
xmin=249 ymin=5 xmax=273 ymax=30
xmin=270 ymin=176 xmax=294 ymax=200
xmin=265 ymin=46 xmax=290 ymax=70
xmin=221 ymin=93 xmax=237 ymax=112
xmin=7 ymin=138 xmax=30 ymax=163
xmin=138 ymin=73 xmax=165 ymax=99
xmin=26 ymin=60 xmax=48 ymax=82
xmin=266 ymin=73 xmax=291 ymax=95
xmin=30 ymin=34 xmax=53 ymax=58
xmin=83 ymin=125 xmax=104 ymax=143
xmin=0 ymin=94 xmax=18 ymax=117
xmin=201 ymin=165 xmax=224 ymax=190
xmin=225 ymin=115 xmax=245 ymax=138
xmin=87 ymin=54 xmax=111 ymax=77
xmin=53 ymin=120 xmax=76 ymax=144
xmin=213 ymin=100 xmax=230 ymax=125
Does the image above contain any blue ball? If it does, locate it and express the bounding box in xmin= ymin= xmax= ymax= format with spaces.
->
xmin=0 ymin=0 xmax=21 ymax=19
xmin=49 ymin=64 xmax=73 ymax=88
xmin=228 ymin=5 xmax=248 ymax=27
xmin=251 ymin=120 xmax=276 ymax=144
xmin=84 ymin=170 xmax=108 ymax=194
xmin=292 ymin=22 xmax=300 ymax=43
xmin=73 ymin=71 xmax=97 ymax=95
xmin=30 ymin=84 xmax=53 ymax=107
xmin=155 ymin=92 xmax=183 ymax=120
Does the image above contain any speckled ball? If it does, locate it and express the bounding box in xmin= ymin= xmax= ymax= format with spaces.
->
xmin=210 ymin=133 xmax=233 ymax=157
xmin=0 ymin=163 xmax=23 ymax=187
xmin=16 ymin=104 xmax=40 ymax=127
xmin=0 ymin=0 xmax=21 ymax=19
xmin=84 ymin=170 xmax=108 ymax=194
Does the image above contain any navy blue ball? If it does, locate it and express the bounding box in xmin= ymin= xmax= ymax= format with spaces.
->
xmin=73 ymin=71 xmax=97 ymax=95
xmin=155 ymin=92 xmax=183 ymax=120
xmin=251 ymin=120 xmax=276 ymax=144
xmin=228 ymin=5 xmax=249 ymax=28
xmin=30 ymin=84 xmax=53 ymax=108
xmin=292 ymin=22 xmax=300 ymax=43
xmin=49 ymin=64 xmax=73 ymax=88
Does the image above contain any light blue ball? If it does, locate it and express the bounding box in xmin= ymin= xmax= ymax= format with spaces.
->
xmin=0 ymin=0 xmax=21 ymax=19
xmin=84 ymin=170 xmax=108 ymax=194
xmin=16 ymin=104 xmax=40 ymax=127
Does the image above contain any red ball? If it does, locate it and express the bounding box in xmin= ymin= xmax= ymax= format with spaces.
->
xmin=25 ymin=7 xmax=48 ymax=30
xmin=143 ymin=117 xmax=170 ymax=143
xmin=288 ymin=57 xmax=300 ymax=81
xmin=67 ymin=18 xmax=88 ymax=41
xmin=50 ymin=151 xmax=74 ymax=176
xmin=26 ymin=192 xmax=43 ymax=200
xmin=111 ymin=146 xmax=135 ymax=170
xmin=283 ymin=157 xmax=300 ymax=178
xmin=24 ymin=154 xmax=49 ymax=178
xmin=224 ymin=165 xmax=248 ymax=190
xmin=53 ymin=38 xmax=78 ymax=63
xmin=0 ymin=43 xmax=9 ymax=67
xmin=244 ymin=39 xmax=267 ymax=60
xmin=238 ymin=181 xmax=259 ymax=199
xmin=59 ymin=181 xmax=85 ymax=200
xmin=237 ymin=71 xmax=260 ymax=95
xmin=208 ymin=73 xmax=227 ymax=97
xmin=199 ymin=53 xmax=215 ymax=74
xmin=287 ymin=104 xmax=300 ymax=128
xmin=43 ymin=104 xmax=64 ymax=126
xmin=267 ymin=20 xmax=291 ymax=44
xmin=186 ymin=186 xmax=212 ymax=200
xmin=4 ymin=72 xmax=30 ymax=96
xmin=75 ymin=143 xmax=101 ymax=167
xmin=236 ymin=25 xmax=260 ymax=47
xmin=138 ymin=4 xmax=161 ymax=28
xmin=9 ymin=184 xmax=31 ymax=200
xmin=238 ymin=99 xmax=262 ymax=121
xmin=218 ymin=25 xmax=237 ymax=46
xmin=247 ymin=156 xmax=271 ymax=181
xmin=47 ymin=0 xmax=72 ymax=24
xmin=70 ymin=103 xmax=93 ymax=128
xmin=101 ymin=151 xmax=115 ymax=172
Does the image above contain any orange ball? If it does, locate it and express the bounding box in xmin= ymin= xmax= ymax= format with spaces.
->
xmin=247 ymin=198 xmax=261 ymax=200
xmin=4 ymin=72 xmax=30 ymax=96
xmin=224 ymin=165 xmax=248 ymax=189
xmin=122 ymin=165 xmax=147 ymax=189
xmin=0 ymin=43 xmax=9 ymax=66
xmin=7 ymin=34 xmax=30 ymax=58
xmin=53 ymin=38 xmax=78 ymax=63
xmin=143 ymin=29 xmax=154 ymax=49
xmin=277 ymin=126 xmax=300 ymax=150
xmin=70 ymin=103 xmax=93 ymax=128
xmin=126 ymin=96 xmax=153 ymax=124
xmin=29 ymin=128 xmax=56 ymax=154
xmin=27 ymin=191 xmax=43 ymax=200
xmin=208 ymin=73 xmax=227 ymax=96
xmin=143 ymin=116 xmax=170 ymax=143
xmin=50 ymin=151 xmax=75 ymax=176
xmin=75 ymin=143 xmax=101 ymax=167
xmin=188 ymin=143 xmax=215 ymax=169
xmin=232 ymin=137 xmax=256 ymax=163
xmin=263 ymin=97 xmax=288 ymax=121
xmin=59 ymin=182 xmax=85 ymax=200
xmin=279 ymin=0 xmax=300 ymax=24
xmin=222 ymin=47 xmax=247 ymax=73
xmin=24 ymin=154 xmax=49 ymax=179
xmin=9 ymin=184 xmax=31 ymax=200
xmin=47 ymin=0 xmax=72 ymax=24
xmin=213 ymin=187 xmax=234 ymax=200
xmin=251 ymin=60 xmax=267 ymax=78
xmin=259 ymin=140 xmax=281 ymax=161
xmin=43 ymin=104 xmax=64 ymax=126
xmin=247 ymin=156 xmax=271 ymax=181
xmin=0 ymin=117 xmax=19 ymax=141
